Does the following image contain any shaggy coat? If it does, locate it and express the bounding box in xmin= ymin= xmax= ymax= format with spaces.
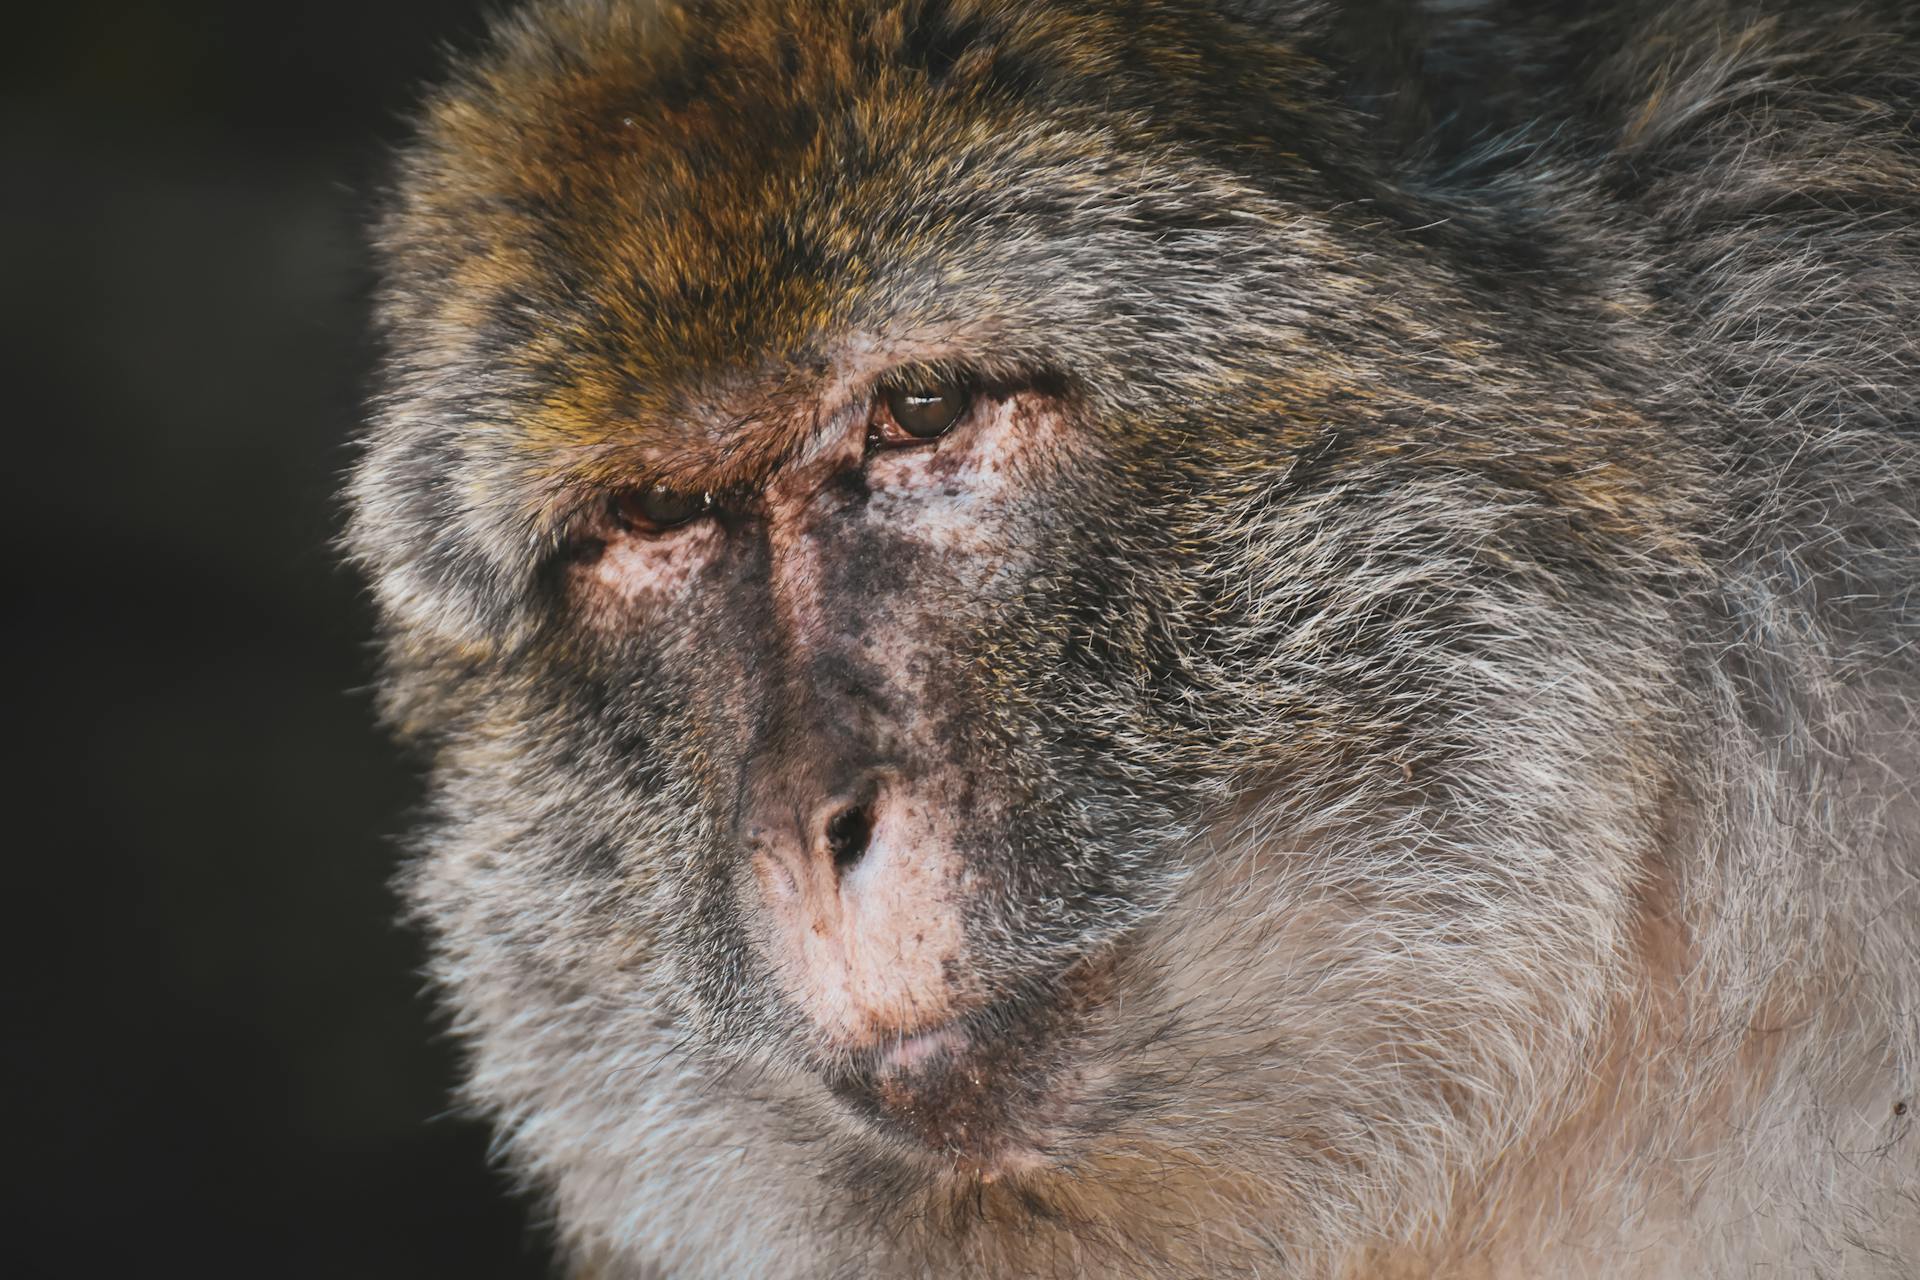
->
xmin=347 ymin=1 xmax=1920 ymax=1275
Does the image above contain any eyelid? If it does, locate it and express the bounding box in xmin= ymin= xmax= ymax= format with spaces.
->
xmin=872 ymin=359 xmax=977 ymax=401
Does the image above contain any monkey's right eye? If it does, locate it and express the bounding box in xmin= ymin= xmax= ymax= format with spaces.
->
xmin=613 ymin=485 xmax=712 ymax=533
xmin=874 ymin=376 xmax=973 ymax=446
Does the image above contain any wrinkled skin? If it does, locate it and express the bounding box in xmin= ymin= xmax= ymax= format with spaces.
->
xmin=347 ymin=1 xmax=1920 ymax=1276
xmin=568 ymin=377 xmax=1174 ymax=1169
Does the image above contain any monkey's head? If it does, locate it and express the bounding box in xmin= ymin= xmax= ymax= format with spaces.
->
xmin=351 ymin=0 xmax=1698 ymax=1249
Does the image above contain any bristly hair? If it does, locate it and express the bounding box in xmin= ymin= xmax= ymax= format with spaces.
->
xmin=346 ymin=1 xmax=1920 ymax=1276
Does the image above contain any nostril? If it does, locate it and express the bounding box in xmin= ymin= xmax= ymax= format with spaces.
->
xmin=822 ymin=802 xmax=874 ymax=874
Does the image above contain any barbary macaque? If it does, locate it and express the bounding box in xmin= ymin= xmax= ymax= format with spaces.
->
xmin=346 ymin=0 xmax=1920 ymax=1274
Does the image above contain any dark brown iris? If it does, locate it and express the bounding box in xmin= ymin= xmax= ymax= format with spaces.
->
xmin=614 ymin=484 xmax=711 ymax=532
xmin=880 ymin=378 xmax=971 ymax=442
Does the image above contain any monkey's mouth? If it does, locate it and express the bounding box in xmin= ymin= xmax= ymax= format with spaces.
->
xmin=822 ymin=958 xmax=1112 ymax=1173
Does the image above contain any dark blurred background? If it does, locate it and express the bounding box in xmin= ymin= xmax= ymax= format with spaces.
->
xmin=7 ymin=5 xmax=551 ymax=1275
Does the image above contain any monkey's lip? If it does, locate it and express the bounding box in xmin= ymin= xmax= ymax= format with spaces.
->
xmin=822 ymin=958 xmax=1114 ymax=1169
xmin=873 ymin=1024 xmax=971 ymax=1075
xmin=823 ymin=1013 xmax=984 ymax=1087
xmin=826 ymin=1008 xmax=1049 ymax=1168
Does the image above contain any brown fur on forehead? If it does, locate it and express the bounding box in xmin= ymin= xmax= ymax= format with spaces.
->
xmin=406 ymin=2 xmax=1081 ymax=459
xmin=389 ymin=0 xmax=1339 ymax=487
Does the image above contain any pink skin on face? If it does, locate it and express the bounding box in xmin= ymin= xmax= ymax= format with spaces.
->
xmin=570 ymin=377 xmax=1075 ymax=1052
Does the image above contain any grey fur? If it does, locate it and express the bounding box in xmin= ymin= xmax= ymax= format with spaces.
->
xmin=346 ymin=0 xmax=1920 ymax=1275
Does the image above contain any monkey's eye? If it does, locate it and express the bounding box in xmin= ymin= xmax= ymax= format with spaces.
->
xmin=613 ymin=484 xmax=712 ymax=533
xmin=873 ymin=378 xmax=972 ymax=446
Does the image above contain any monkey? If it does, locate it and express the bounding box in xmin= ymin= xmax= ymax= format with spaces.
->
xmin=344 ymin=0 xmax=1920 ymax=1275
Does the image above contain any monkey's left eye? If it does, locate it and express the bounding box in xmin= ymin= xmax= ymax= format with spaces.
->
xmin=873 ymin=377 xmax=973 ymax=446
xmin=613 ymin=484 xmax=712 ymax=533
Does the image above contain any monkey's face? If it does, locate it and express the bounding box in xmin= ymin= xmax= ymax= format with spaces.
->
xmin=560 ymin=361 xmax=1188 ymax=1169
xmin=355 ymin=0 xmax=1685 ymax=1207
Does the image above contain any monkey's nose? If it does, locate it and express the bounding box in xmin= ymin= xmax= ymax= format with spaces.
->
xmin=743 ymin=772 xmax=968 ymax=1049
xmin=819 ymin=796 xmax=876 ymax=875
xmin=744 ymin=774 xmax=886 ymax=903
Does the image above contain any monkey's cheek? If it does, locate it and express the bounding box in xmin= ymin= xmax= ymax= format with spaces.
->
xmin=567 ymin=521 xmax=720 ymax=626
